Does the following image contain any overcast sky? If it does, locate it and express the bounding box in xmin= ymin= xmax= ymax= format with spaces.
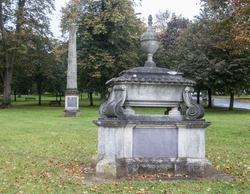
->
xmin=50 ymin=0 xmax=202 ymax=38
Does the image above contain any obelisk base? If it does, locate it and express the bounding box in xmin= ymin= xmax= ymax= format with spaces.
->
xmin=62 ymin=109 xmax=81 ymax=117
xmin=63 ymin=89 xmax=80 ymax=117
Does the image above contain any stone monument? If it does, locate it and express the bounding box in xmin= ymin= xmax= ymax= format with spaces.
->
xmin=92 ymin=15 xmax=212 ymax=178
xmin=63 ymin=24 xmax=80 ymax=117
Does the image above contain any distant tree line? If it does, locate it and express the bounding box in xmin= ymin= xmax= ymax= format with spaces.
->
xmin=1 ymin=0 xmax=250 ymax=110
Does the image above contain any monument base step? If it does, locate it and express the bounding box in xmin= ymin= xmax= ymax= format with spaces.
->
xmin=62 ymin=109 xmax=81 ymax=117
xmin=93 ymin=157 xmax=212 ymax=179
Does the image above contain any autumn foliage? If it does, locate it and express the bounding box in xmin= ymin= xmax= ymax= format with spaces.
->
xmin=202 ymin=0 xmax=250 ymax=55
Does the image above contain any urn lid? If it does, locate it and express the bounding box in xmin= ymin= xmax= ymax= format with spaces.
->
xmin=106 ymin=66 xmax=196 ymax=86
xmin=140 ymin=15 xmax=160 ymax=51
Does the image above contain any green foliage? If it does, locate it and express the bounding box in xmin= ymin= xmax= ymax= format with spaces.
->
xmin=165 ymin=6 xmax=250 ymax=110
xmin=0 ymin=0 xmax=55 ymax=107
xmin=161 ymin=15 xmax=190 ymax=51
xmin=11 ymin=35 xmax=66 ymax=101
xmin=201 ymin=0 xmax=250 ymax=56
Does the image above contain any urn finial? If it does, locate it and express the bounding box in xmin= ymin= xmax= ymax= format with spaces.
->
xmin=148 ymin=15 xmax=153 ymax=26
xmin=140 ymin=15 xmax=160 ymax=67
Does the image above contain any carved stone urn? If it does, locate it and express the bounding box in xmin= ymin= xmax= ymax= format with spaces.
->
xmin=92 ymin=15 xmax=212 ymax=179
xmin=140 ymin=15 xmax=160 ymax=67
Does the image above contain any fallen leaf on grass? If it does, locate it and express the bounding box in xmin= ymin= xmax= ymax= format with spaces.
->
xmin=215 ymin=165 xmax=220 ymax=171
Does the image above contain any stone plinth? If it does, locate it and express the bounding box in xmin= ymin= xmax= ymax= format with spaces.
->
xmin=92 ymin=119 xmax=212 ymax=178
xmin=63 ymin=89 xmax=80 ymax=117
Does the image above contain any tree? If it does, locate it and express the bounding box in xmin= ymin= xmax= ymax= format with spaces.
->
xmin=201 ymin=0 xmax=250 ymax=56
xmin=145 ymin=11 xmax=190 ymax=71
xmin=160 ymin=14 xmax=190 ymax=52
xmin=0 ymin=0 xmax=55 ymax=108
xmin=167 ymin=5 xmax=250 ymax=110
xmin=9 ymin=34 xmax=63 ymax=105
xmin=11 ymin=44 xmax=35 ymax=96
xmin=200 ymin=0 xmax=250 ymax=109
xmin=154 ymin=9 xmax=172 ymax=33
xmin=164 ymin=16 xmax=216 ymax=106
xmin=46 ymin=39 xmax=68 ymax=100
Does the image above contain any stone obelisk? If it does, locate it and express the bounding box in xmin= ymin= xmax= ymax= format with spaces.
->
xmin=63 ymin=24 xmax=80 ymax=117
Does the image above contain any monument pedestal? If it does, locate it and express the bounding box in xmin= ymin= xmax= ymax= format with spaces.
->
xmin=63 ymin=108 xmax=80 ymax=117
xmin=63 ymin=89 xmax=80 ymax=117
xmin=92 ymin=119 xmax=212 ymax=178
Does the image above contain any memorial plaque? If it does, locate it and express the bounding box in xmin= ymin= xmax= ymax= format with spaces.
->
xmin=67 ymin=97 xmax=77 ymax=107
xmin=133 ymin=128 xmax=178 ymax=158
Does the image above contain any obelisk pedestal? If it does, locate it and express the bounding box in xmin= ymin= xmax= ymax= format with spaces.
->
xmin=63 ymin=24 xmax=80 ymax=117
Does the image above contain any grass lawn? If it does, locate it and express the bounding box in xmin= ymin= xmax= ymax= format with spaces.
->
xmin=0 ymin=94 xmax=250 ymax=193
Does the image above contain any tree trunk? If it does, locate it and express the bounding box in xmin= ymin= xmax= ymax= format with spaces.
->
xmin=1 ymin=69 xmax=13 ymax=108
xmin=37 ymin=82 xmax=42 ymax=105
xmin=197 ymin=89 xmax=200 ymax=104
xmin=207 ymin=88 xmax=212 ymax=108
xmin=89 ymin=92 xmax=93 ymax=106
xmin=14 ymin=90 xmax=17 ymax=101
xmin=38 ymin=93 xmax=42 ymax=105
xmin=229 ymin=90 xmax=234 ymax=110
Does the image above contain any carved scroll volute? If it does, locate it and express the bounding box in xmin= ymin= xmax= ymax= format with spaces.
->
xmin=183 ymin=86 xmax=204 ymax=120
xmin=99 ymin=85 xmax=126 ymax=119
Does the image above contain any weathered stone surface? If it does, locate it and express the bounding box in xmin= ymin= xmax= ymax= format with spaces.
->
xmin=140 ymin=15 xmax=160 ymax=67
xmin=62 ymin=109 xmax=80 ymax=117
xmin=92 ymin=120 xmax=212 ymax=178
xmin=99 ymin=85 xmax=126 ymax=119
xmin=125 ymin=159 xmax=139 ymax=176
xmin=81 ymin=164 xmax=231 ymax=184
xmin=67 ymin=24 xmax=77 ymax=89
xmin=91 ymin=154 xmax=103 ymax=169
xmin=133 ymin=128 xmax=178 ymax=158
xmin=175 ymin=158 xmax=188 ymax=175
xmin=177 ymin=124 xmax=206 ymax=158
xmin=186 ymin=158 xmax=213 ymax=178
xmin=93 ymin=157 xmax=213 ymax=178
xmin=95 ymin=159 xmax=118 ymax=178
xmin=101 ymin=66 xmax=203 ymax=120
xmin=136 ymin=158 xmax=175 ymax=174
xmin=65 ymin=88 xmax=79 ymax=95
xmin=93 ymin=119 xmax=211 ymax=128
xmin=107 ymin=66 xmax=195 ymax=86
xmin=183 ymin=86 xmax=204 ymax=120
xmin=63 ymin=24 xmax=80 ymax=117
